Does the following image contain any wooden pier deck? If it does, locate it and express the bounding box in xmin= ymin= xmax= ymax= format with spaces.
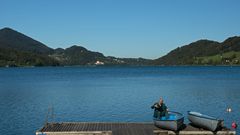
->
xmin=36 ymin=122 xmax=236 ymax=135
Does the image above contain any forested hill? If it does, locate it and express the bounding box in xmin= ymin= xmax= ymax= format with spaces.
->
xmin=0 ymin=27 xmax=151 ymax=67
xmin=153 ymin=36 xmax=240 ymax=65
xmin=0 ymin=28 xmax=58 ymax=66
xmin=0 ymin=28 xmax=53 ymax=54
xmin=1 ymin=27 xmax=240 ymax=67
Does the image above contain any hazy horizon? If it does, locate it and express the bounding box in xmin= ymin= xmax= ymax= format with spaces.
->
xmin=1 ymin=0 xmax=240 ymax=59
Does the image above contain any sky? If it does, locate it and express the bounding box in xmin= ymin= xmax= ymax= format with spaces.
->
xmin=1 ymin=0 xmax=240 ymax=59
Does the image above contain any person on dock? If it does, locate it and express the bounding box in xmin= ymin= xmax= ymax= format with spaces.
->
xmin=151 ymin=97 xmax=168 ymax=118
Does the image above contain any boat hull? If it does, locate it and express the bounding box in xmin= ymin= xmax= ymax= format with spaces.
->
xmin=188 ymin=111 xmax=223 ymax=131
xmin=153 ymin=111 xmax=184 ymax=131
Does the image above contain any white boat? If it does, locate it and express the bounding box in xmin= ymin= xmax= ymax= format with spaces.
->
xmin=188 ymin=111 xmax=223 ymax=131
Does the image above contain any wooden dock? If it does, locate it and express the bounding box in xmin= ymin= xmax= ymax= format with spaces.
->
xmin=36 ymin=122 xmax=236 ymax=135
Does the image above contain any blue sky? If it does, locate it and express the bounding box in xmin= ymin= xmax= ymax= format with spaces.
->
xmin=1 ymin=0 xmax=240 ymax=59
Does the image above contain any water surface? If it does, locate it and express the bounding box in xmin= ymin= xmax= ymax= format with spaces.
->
xmin=0 ymin=66 xmax=239 ymax=134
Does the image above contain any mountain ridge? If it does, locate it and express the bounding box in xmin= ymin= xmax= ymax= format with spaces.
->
xmin=1 ymin=27 xmax=240 ymax=67
xmin=0 ymin=27 xmax=151 ymax=66
xmin=0 ymin=27 xmax=53 ymax=54
xmin=153 ymin=36 xmax=240 ymax=65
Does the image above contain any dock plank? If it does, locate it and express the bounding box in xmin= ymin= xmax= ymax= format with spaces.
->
xmin=37 ymin=122 xmax=235 ymax=135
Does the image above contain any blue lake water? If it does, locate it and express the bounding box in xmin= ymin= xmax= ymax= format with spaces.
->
xmin=0 ymin=66 xmax=239 ymax=134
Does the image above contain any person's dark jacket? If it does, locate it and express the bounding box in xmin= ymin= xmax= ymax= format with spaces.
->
xmin=151 ymin=102 xmax=168 ymax=118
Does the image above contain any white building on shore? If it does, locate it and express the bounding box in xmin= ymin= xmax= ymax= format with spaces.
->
xmin=95 ymin=60 xmax=104 ymax=65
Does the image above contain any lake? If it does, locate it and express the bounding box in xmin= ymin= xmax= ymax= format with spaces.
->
xmin=0 ymin=66 xmax=239 ymax=134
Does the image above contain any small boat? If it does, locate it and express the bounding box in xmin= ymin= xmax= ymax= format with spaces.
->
xmin=188 ymin=111 xmax=223 ymax=131
xmin=153 ymin=111 xmax=184 ymax=131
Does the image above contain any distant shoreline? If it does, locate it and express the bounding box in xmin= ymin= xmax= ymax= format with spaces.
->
xmin=1 ymin=65 xmax=240 ymax=68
